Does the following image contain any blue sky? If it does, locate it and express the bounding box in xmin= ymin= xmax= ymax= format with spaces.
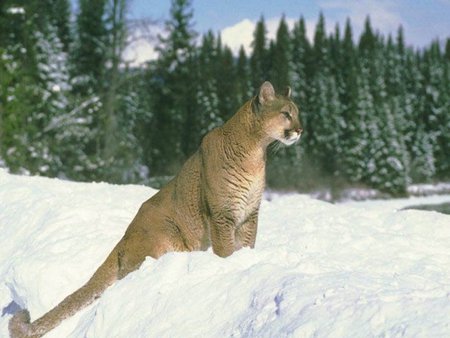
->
xmin=77 ymin=0 xmax=449 ymax=65
xmin=127 ymin=0 xmax=450 ymax=49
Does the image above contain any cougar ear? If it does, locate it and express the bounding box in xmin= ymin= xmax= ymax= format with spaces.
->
xmin=285 ymin=86 xmax=292 ymax=98
xmin=258 ymin=81 xmax=275 ymax=105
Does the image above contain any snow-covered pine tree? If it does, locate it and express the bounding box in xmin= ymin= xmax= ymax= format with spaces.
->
xmin=33 ymin=23 xmax=72 ymax=177
xmin=195 ymin=31 xmax=221 ymax=137
xmin=111 ymin=70 xmax=152 ymax=183
xmin=342 ymin=65 xmax=374 ymax=185
xmin=307 ymin=73 xmax=343 ymax=178
xmin=410 ymin=126 xmax=436 ymax=182
xmin=373 ymin=98 xmax=409 ymax=195
xmin=0 ymin=1 xmax=73 ymax=177
xmin=99 ymin=0 xmax=140 ymax=182
xmin=440 ymin=38 xmax=450 ymax=178
xmin=420 ymin=41 xmax=448 ymax=179
xmin=66 ymin=0 xmax=108 ymax=180
xmin=0 ymin=2 xmax=35 ymax=173
xmin=266 ymin=16 xmax=304 ymax=189
xmin=338 ymin=19 xmax=360 ymax=183
xmin=148 ymin=0 xmax=198 ymax=175
xmin=306 ymin=13 xmax=343 ymax=178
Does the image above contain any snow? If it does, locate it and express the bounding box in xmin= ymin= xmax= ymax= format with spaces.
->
xmin=1 ymin=168 xmax=450 ymax=337
xmin=6 ymin=7 xmax=25 ymax=15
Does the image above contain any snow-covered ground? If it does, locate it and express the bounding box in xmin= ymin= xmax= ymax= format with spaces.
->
xmin=1 ymin=169 xmax=450 ymax=337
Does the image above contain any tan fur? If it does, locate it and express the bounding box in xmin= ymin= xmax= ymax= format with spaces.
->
xmin=9 ymin=82 xmax=301 ymax=338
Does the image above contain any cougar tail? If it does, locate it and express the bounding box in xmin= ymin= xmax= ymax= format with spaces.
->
xmin=9 ymin=246 xmax=120 ymax=338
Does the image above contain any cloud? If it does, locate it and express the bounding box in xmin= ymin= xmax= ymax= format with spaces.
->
xmin=220 ymin=19 xmax=255 ymax=55
xmin=123 ymin=21 xmax=163 ymax=66
xmin=123 ymin=39 xmax=158 ymax=66
xmin=220 ymin=17 xmax=316 ymax=56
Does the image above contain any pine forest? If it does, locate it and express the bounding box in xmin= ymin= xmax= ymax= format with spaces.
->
xmin=0 ymin=0 xmax=449 ymax=197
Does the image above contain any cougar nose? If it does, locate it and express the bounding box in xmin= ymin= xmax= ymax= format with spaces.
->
xmin=295 ymin=127 xmax=303 ymax=134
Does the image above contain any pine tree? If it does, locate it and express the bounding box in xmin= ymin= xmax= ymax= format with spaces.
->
xmin=359 ymin=16 xmax=376 ymax=58
xmin=343 ymin=67 xmax=376 ymax=184
xmin=410 ymin=126 xmax=436 ymax=182
xmin=305 ymin=12 xmax=330 ymax=157
xmin=216 ymin=42 xmax=239 ymax=121
xmin=373 ymin=99 xmax=409 ymax=195
xmin=308 ymin=73 xmax=343 ymax=177
xmin=196 ymin=31 xmax=221 ymax=136
xmin=99 ymin=0 xmax=134 ymax=181
xmin=0 ymin=1 xmax=72 ymax=176
xmin=290 ymin=17 xmax=310 ymax=105
xmin=312 ymin=13 xmax=327 ymax=73
xmin=250 ymin=17 xmax=269 ymax=89
xmin=367 ymin=37 xmax=408 ymax=195
xmin=445 ymin=38 xmax=450 ymax=61
xmin=270 ymin=16 xmax=292 ymax=91
xmin=0 ymin=2 xmax=32 ymax=171
xmin=148 ymin=0 xmax=198 ymax=175
xmin=306 ymin=13 xmax=344 ymax=177
xmin=339 ymin=19 xmax=359 ymax=179
xmin=51 ymin=0 xmax=72 ymax=52
xmin=340 ymin=19 xmax=358 ymax=113
xmin=235 ymin=46 xmax=252 ymax=104
xmin=33 ymin=23 xmax=72 ymax=176
xmin=420 ymin=41 xmax=448 ymax=178
xmin=62 ymin=0 xmax=108 ymax=180
xmin=72 ymin=0 xmax=107 ymax=95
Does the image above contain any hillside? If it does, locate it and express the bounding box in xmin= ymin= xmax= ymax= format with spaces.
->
xmin=1 ymin=169 xmax=450 ymax=337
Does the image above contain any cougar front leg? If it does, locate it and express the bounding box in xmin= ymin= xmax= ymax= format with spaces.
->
xmin=236 ymin=211 xmax=258 ymax=249
xmin=209 ymin=212 xmax=237 ymax=257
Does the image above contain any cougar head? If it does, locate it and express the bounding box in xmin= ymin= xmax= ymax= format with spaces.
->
xmin=253 ymin=81 xmax=302 ymax=146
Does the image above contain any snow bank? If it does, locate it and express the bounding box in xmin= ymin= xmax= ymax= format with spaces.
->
xmin=1 ymin=169 xmax=450 ymax=337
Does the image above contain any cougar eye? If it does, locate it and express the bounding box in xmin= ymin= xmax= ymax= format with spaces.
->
xmin=282 ymin=111 xmax=292 ymax=120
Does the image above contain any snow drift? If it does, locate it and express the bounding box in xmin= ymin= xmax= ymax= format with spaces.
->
xmin=1 ymin=169 xmax=450 ymax=337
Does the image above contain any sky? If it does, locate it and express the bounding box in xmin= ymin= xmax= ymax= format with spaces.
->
xmin=122 ymin=0 xmax=450 ymax=65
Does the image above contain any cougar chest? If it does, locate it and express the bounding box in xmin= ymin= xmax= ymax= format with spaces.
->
xmin=230 ymin=172 xmax=264 ymax=227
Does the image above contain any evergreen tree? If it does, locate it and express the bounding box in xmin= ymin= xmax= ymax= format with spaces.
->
xmin=339 ymin=18 xmax=359 ymax=177
xmin=306 ymin=13 xmax=344 ymax=178
xmin=72 ymin=0 xmax=107 ymax=95
xmin=420 ymin=41 xmax=448 ymax=178
xmin=195 ymin=31 xmax=221 ymax=136
xmin=270 ymin=16 xmax=292 ymax=91
xmin=305 ymin=12 xmax=330 ymax=159
xmin=100 ymin=0 xmax=134 ymax=181
xmin=290 ymin=17 xmax=310 ymax=105
xmin=32 ymin=23 xmax=72 ymax=176
xmin=410 ymin=126 xmax=436 ymax=182
xmin=359 ymin=16 xmax=376 ymax=58
xmin=1 ymin=6 xmax=449 ymax=193
xmin=373 ymin=99 xmax=409 ymax=195
xmin=312 ymin=12 xmax=327 ymax=73
xmin=52 ymin=0 xmax=72 ymax=52
xmin=343 ymin=67 xmax=376 ymax=184
xmin=308 ymin=73 xmax=343 ymax=178
xmin=62 ymin=0 xmax=108 ymax=180
xmin=148 ymin=0 xmax=198 ymax=175
xmin=445 ymin=38 xmax=450 ymax=61
xmin=250 ymin=17 xmax=269 ymax=89
xmin=216 ymin=42 xmax=239 ymax=121
xmin=0 ymin=1 xmax=72 ymax=176
xmin=235 ymin=46 xmax=252 ymax=104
